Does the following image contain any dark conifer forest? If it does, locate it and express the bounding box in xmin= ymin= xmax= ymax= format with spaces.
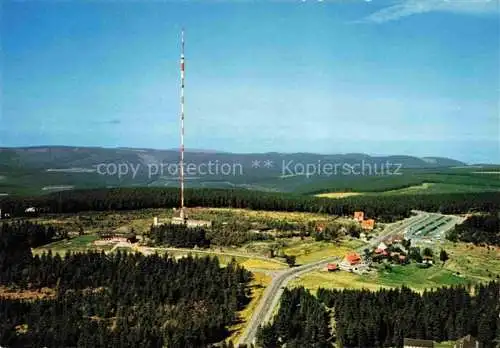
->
xmin=1 ymin=188 xmax=499 ymax=223
xmin=0 ymin=222 xmax=252 ymax=347
xmin=257 ymin=283 xmax=500 ymax=348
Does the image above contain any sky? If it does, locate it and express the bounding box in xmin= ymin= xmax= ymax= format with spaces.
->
xmin=1 ymin=0 xmax=499 ymax=163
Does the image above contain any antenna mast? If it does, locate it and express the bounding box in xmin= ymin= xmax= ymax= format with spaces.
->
xmin=180 ymin=28 xmax=186 ymax=222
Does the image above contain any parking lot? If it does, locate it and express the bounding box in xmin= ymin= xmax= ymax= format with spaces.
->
xmin=403 ymin=213 xmax=465 ymax=245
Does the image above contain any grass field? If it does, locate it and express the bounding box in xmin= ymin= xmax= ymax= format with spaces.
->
xmin=381 ymin=182 xmax=500 ymax=195
xmin=289 ymin=242 xmax=500 ymax=293
xmin=316 ymin=182 xmax=500 ymax=199
xmin=0 ymin=286 xmax=56 ymax=300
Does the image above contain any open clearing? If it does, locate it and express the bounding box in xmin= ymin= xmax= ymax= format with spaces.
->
xmin=239 ymin=258 xmax=286 ymax=270
xmin=0 ymin=286 xmax=56 ymax=300
xmin=315 ymin=182 xmax=499 ymax=198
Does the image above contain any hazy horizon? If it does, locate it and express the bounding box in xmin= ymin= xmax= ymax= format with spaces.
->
xmin=3 ymin=143 xmax=499 ymax=165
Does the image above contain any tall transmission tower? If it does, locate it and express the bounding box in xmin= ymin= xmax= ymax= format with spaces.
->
xmin=179 ymin=28 xmax=186 ymax=223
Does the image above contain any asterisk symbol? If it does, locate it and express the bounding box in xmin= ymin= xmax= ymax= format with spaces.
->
xmin=251 ymin=160 xmax=261 ymax=168
xmin=263 ymin=160 xmax=273 ymax=168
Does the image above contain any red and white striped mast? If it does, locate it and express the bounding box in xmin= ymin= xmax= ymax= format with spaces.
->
xmin=179 ymin=28 xmax=186 ymax=222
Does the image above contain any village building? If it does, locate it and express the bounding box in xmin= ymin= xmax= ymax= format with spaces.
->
xmin=403 ymin=338 xmax=434 ymax=348
xmin=96 ymin=226 xmax=138 ymax=244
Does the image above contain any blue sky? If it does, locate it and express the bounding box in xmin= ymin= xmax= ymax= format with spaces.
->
xmin=2 ymin=0 xmax=499 ymax=163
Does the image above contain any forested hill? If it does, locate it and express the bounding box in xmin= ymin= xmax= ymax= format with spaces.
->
xmin=257 ymin=284 xmax=500 ymax=348
xmin=1 ymin=187 xmax=498 ymax=222
xmin=0 ymin=221 xmax=251 ymax=347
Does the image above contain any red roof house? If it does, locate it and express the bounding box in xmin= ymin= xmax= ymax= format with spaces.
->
xmin=354 ymin=211 xmax=364 ymax=222
xmin=327 ymin=263 xmax=338 ymax=272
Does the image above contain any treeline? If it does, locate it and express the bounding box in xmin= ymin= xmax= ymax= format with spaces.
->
xmin=0 ymin=221 xmax=252 ymax=347
xmin=1 ymin=188 xmax=499 ymax=222
xmin=447 ymin=213 xmax=500 ymax=246
xmin=257 ymin=283 xmax=500 ymax=348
